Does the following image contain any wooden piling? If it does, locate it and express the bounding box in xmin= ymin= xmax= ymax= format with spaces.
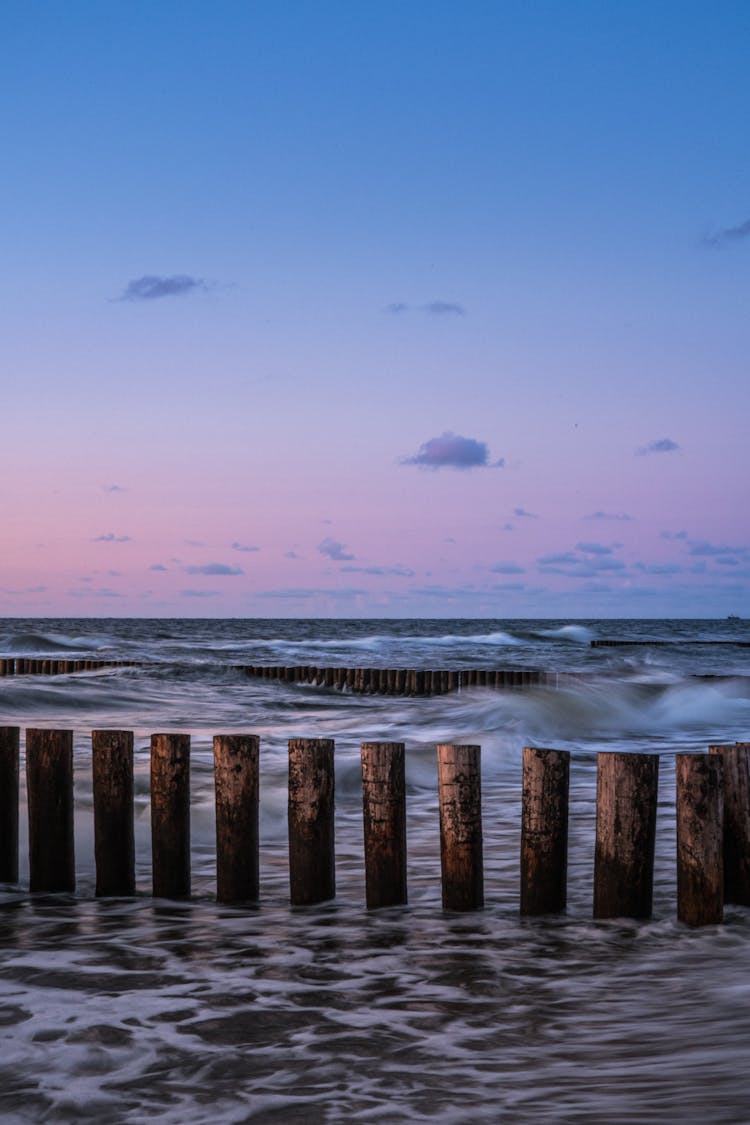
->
xmin=676 ymin=753 xmax=723 ymax=926
xmin=288 ymin=738 xmax=335 ymax=905
xmin=26 ymin=728 xmax=75 ymax=893
xmin=708 ymin=742 xmax=750 ymax=905
xmin=92 ymin=730 xmax=135 ymax=896
xmin=213 ymin=734 xmax=260 ymax=903
xmin=593 ymin=751 xmax=658 ymax=919
xmin=361 ymin=742 xmax=407 ymax=908
xmin=520 ymin=746 xmax=570 ymax=915
xmin=437 ymin=743 xmax=483 ymax=910
xmin=150 ymin=733 xmax=191 ymax=899
xmin=0 ymin=726 xmax=19 ymax=883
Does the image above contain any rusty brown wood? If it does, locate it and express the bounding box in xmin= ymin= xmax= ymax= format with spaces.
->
xmin=676 ymin=753 xmax=723 ymax=926
xmin=437 ymin=743 xmax=483 ymax=910
xmin=151 ymin=733 xmax=191 ymax=899
xmin=26 ymin=728 xmax=75 ymax=893
xmin=520 ymin=746 xmax=570 ymax=915
xmin=214 ymin=734 xmax=260 ymax=903
xmin=92 ymin=730 xmax=135 ymax=896
xmin=288 ymin=738 xmax=335 ymax=905
xmin=593 ymin=751 xmax=658 ymax=919
xmin=361 ymin=742 xmax=407 ymax=908
xmin=0 ymin=726 xmax=19 ymax=883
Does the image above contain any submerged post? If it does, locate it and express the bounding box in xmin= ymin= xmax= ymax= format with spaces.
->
xmin=676 ymin=753 xmax=723 ymax=926
xmin=288 ymin=738 xmax=335 ymax=905
xmin=26 ymin=728 xmax=75 ymax=893
xmin=361 ymin=741 xmax=407 ymax=908
xmin=437 ymin=743 xmax=483 ymax=910
xmin=593 ymin=751 xmax=659 ymax=919
xmin=151 ymin=733 xmax=191 ymax=899
xmin=708 ymin=743 xmax=750 ymax=905
xmin=92 ymin=730 xmax=135 ymax=896
xmin=213 ymin=734 xmax=260 ymax=903
xmin=520 ymin=746 xmax=570 ymax=915
xmin=0 ymin=726 xmax=20 ymax=883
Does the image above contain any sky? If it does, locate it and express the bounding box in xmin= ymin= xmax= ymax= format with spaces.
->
xmin=1 ymin=0 xmax=749 ymax=619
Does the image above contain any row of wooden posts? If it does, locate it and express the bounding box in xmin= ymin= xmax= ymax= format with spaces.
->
xmin=0 ymin=726 xmax=748 ymax=926
xmin=0 ymin=658 xmax=555 ymax=694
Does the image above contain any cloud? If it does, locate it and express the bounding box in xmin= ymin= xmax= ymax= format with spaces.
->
xmin=318 ymin=537 xmax=354 ymax=561
xmin=634 ymin=563 xmax=684 ymax=575
xmin=537 ymin=550 xmax=627 ymax=579
xmin=661 ymin=530 xmax=688 ymax=540
xmin=103 ymin=484 xmax=126 ymax=493
xmin=340 ymin=564 xmax=415 ymax=577
xmin=688 ymin=540 xmax=749 ymax=558
xmin=92 ymin=532 xmax=131 ymax=542
xmin=576 ymin=542 xmax=614 ymax=555
xmin=231 ymin=542 xmax=260 ymax=553
xmin=119 ymin=274 xmax=206 ymax=301
xmin=636 ymin=438 xmax=680 ymax=456
xmin=402 ymin=431 xmax=504 ymax=470
xmin=182 ymin=589 xmax=220 ymax=597
xmin=423 ymin=300 xmax=466 ymax=316
xmin=183 ymin=563 xmax=244 ymax=575
xmin=489 ymin=562 xmax=526 ymax=574
xmin=255 ymin=587 xmax=366 ymax=600
xmin=704 ymin=219 xmax=750 ymax=247
xmin=285 ymin=551 xmax=301 ymax=559
xmin=513 ymin=507 xmax=538 ymax=519
xmin=149 ymin=564 xmax=168 ymax=572
xmin=585 ymin=511 xmax=633 ymax=522
xmin=386 ymin=302 xmax=409 ymax=314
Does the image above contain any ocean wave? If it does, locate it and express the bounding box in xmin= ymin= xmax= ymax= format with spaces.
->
xmin=1 ymin=631 xmax=111 ymax=654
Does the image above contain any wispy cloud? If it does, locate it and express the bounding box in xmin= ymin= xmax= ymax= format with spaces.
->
xmin=183 ymin=563 xmax=244 ymax=575
xmin=256 ymin=587 xmax=366 ymax=600
xmin=423 ymin=300 xmax=466 ymax=316
xmin=103 ymin=484 xmax=126 ymax=493
xmin=285 ymin=551 xmax=301 ymax=559
xmin=688 ymin=540 xmax=749 ymax=558
xmin=513 ymin=507 xmax=538 ymax=519
xmin=318 ymin=537 xmax=354 ymax=561
xmin=704 ymin=218 xmax=750 ymax=247
xmin=340 ymin=564 xmax=415 ymax=577
xmin=576 ymin=542 xmax=614 ymax=555
xmin=585 ymin=511 xmax=633 ymax=522
xmin=537 ymin=549 xmax=627 ymax=579
xmin=661 ymin=530 xmax=688 ymax=540
xmin=636 ymin=438 xmax=680 ymax=456
xmin=119 ymin=274 xmax=206 ymax=301
xmin=489 ymin=562 xmax=526 ymax=574
xmin=182 ymin=589 xmax=220 ymax=597
xmin=92 ymin=532 xmax=131 ymax=542
xmin=386 ymin=302 xmax=409 ymax=314
xmin=149 ymin=564 xmax=168 ymax=572
xmin=402 ymin=432 xmax=504 ymax=470
xmin=231 ymin=542 xmax=260 ymax=553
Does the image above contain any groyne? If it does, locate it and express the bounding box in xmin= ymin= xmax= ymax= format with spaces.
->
xmin=1 ymin=726 xmax=748 ymax=927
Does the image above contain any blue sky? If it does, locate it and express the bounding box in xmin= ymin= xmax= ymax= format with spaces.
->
xmin=1 ymin=1 xmax=749 ymax=617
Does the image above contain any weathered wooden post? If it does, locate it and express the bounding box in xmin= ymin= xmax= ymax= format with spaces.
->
xmin=213 ymin=734 xmax=260 ymax=903
xmin=593 ymin=751 xmax=659 ymax=919
xmin=288 ymin=738 xmax=335 ymax=905
xmin=361 ymin=742 xmax=407 ymax=908
xmin=520 ymin=746 xmax=570 ymax=914
xmin=151 ymin=733 xmax=191 ymax=899
xmin=437 ymin=743 xmax=483 ymax=910
xmin=0 ymin=726 xmax=19 ymax=883
xmin=676 ymin=753 xmax=723 ymax=926
xmin=92 ymin=730 xmax=135 ymax=896
xmin=708 ymin=743 xmax=750 ymax=905
xmin=26 ymin=728 xmax=75 ymax=893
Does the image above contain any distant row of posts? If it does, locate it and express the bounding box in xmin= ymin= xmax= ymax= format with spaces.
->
xmin=0 ymin=726 xmax=748 ymax=925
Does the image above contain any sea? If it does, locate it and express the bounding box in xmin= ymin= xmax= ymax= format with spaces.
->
xmin=1 ymin=616 xmax=749 ymax=1124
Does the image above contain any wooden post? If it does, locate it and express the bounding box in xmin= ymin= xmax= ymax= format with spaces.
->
xmin=213 ymin=734 xmax=260 ymax=903
xmin=708 ymin=743 xmax=750 ymax=905
xmin=26 ymin=728 xmax=75 ymax=893
xmin=0 ymin=727 xmax=20 ymax=883
xmin=361 ymin=742 xmax=407 ymax=908
xmin=437 ymin=743 xmax=483 ymax=910
xmin=593 ymin=751 xmax=659 ymax=919
xmin=676 ymin=753 xmax=723 ymax=926
xmin=151 ymin=733 xmax=191 ymax=899
xmin=288 ymin=738 xmax=335 ymax=905
xmin=520 ymin=746 xmax=570 ymax=915
xmin=92 ymin=730 xmax=135 ymax=896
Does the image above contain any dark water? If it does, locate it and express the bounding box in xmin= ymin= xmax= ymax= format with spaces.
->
xmin=1 ymin=618 xmax=750 ymax=1122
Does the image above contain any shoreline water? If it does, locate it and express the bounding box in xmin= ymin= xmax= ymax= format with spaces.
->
xmin=1 ymin=618 xmax=750 ymax=1122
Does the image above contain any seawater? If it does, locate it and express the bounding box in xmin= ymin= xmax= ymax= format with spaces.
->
xmin=1 ymin=617 xmax=750 ymax=1123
